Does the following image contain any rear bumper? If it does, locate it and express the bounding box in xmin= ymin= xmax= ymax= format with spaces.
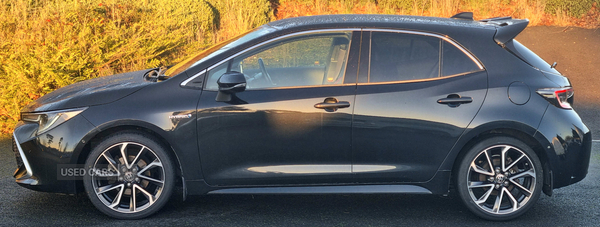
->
xmin=535 ymin=105 xmax=592 ymax=189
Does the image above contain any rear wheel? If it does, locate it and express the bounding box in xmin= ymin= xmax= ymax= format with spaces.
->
xmin=83 ymin=132 xmax=175 ymax=219
xmin=456 ymin=136 xmax=543 ymax=221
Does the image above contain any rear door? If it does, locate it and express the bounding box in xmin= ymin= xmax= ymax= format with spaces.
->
xmin=197 ymin=30 xmax=360 ymax=186
xmin=351 ymin=30 xmax=488 ymax=183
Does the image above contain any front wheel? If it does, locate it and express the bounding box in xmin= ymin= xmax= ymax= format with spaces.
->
xmin=83 ymin=132 xmax=176 ymax=219
xmin=455 ymin=136 xmax=543 ymax=221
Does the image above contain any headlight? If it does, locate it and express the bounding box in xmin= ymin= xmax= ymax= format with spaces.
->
xmin=21 ymin=107 xmax=87 ymax=134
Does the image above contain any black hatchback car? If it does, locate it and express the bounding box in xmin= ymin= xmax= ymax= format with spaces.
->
xmin=12 ymin=13 xmax=591 ymax=220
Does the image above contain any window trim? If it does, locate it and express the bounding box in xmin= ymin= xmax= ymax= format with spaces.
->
xmin=238 ymin=83 xmax=358 ymax=91
xmin=186 ymin=28 xmax=361 ymax=90
xmin=356 ymin=70 xmax=482 ymax=86
xmin=181 ymin=69 xmax=206 ymax=87
xmin=368 ymin=31 xmax=372 ymax=83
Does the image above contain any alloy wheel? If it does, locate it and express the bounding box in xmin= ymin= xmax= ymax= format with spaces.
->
xmin=467 ymin=144 xmax=537 ymax=215
xmin=91 ymin=142 xmax=166 ymax=213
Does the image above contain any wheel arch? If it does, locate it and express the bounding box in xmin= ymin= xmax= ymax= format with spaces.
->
xmin=442 ymin=121 xmax=553 ymax=196
xmin=74 ymin=120 xmax=185 ymax=193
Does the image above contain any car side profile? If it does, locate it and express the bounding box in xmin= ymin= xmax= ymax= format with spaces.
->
xmin=11 ymin=13 xmax=591 ymax=220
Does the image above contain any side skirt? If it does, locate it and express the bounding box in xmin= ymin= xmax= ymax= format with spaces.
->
xmin=185 ymin=171 xmax=452 ymax=196
xmin=207 ymin=185 xmax=432 ymax=195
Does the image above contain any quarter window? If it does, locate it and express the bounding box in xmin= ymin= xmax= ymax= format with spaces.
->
xmin=205 ymin=32 xmax=352 ymax=90
xmin=442 ymin=41 xmax=481 ymax=76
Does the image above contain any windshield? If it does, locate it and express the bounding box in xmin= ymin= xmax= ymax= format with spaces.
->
xmin=165 ymin=25 xmax=278 ymax=77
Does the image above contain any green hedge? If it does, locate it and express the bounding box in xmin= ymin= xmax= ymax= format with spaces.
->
xmin=0 ymin=0 xmax=270 ymax=133
xmin=377 ymin=0 xmax=430 ymax=14
xmin=0 ymin=0 xmax=595 ymax=134
xmin=545 ymin=0 xmax=599 ymax=17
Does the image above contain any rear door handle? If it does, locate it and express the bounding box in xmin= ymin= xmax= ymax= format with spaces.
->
xmin=314 ymin=102 xmax=350 ymax=109
xmin=437 ymin=95 xmax=472 ymax=107
xmin=315 ymin=98 xmax=350 ymax=112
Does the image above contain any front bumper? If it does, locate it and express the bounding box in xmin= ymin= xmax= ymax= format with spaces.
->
xmin=13 ymin=134 xmax=39 ymax=186
xmin=12 ymin=115 xmax=96 ymax=194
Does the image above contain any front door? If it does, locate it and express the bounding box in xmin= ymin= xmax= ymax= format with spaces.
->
xmin=197 ymin=30 xmax=359 ymax=186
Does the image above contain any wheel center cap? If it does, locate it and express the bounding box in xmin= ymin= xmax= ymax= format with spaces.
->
xmin=124 ymin=172 xmax=135 ymax=182
xmin=495 ymin=174 xmax=506 ymax=183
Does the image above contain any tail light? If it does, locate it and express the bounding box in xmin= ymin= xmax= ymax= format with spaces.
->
xmin=536 ymin=87 xmax=574 ymax=109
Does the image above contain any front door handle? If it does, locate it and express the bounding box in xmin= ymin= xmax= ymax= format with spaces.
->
xmin=437 ymin=94 xmax=472 ymax=107
xmin=315 ymin=98 xmax=350 ymax=112
xmin=314 ymin=102 xmax=351 ymax=109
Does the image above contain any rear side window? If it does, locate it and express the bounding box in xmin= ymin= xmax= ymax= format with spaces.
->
xmin=369 ymin=32 xmax=440 ymax=83
xmin=442 ymin=42 xmax=481 ymax=76
xmin=506 ymin=40 xmax=560 ymax=74
xmin=368 ymin=32 xmax=483 ymax=83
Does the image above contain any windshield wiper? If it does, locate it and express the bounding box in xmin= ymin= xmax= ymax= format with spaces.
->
xmin=145 ymin=66 xmax=170 ymax=82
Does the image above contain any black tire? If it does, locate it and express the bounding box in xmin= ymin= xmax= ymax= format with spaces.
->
xmin=455 ymin=136 xmax=543 ymax=221
xmin=83 ymin=132 xmax=175 ymax=219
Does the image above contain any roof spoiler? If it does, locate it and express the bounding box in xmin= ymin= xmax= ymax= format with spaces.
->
xmin=481 ymin=16 xmax=529 ymax=45
xmin=451 ymin=12 xmax=473 ymax=20
xmin=450 ymin=12 xmax=529 ymax=45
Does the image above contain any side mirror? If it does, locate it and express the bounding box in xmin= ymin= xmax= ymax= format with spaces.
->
xmin=216 ymin=71 xmax=246 ymax=102
xmin=217 ymin=71 xmax=246 ymax=93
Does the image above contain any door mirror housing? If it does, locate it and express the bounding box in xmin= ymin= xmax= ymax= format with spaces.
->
xmin=216 ymin=71 xmax=246 ymax=102
xmin=217 ymin=71 xmax=246 ymax=93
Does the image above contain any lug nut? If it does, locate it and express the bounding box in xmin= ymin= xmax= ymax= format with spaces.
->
xmin=127 ymin=183 xmax=132 ymax=187
xmin=135 ymin=177 xmax=140 ymax=182
xmin=118 ymin=177 xmax=123 ymax=181
xmin=504 ymin=181 xmax=509 ymax=186
xmin=488 ymin=177 xmax=494 ymax=182
xmin=495 ymin=184 xmax=500 ymax=189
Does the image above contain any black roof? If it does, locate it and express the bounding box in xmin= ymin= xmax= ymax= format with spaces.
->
xmin=267 ymin=14 xmax=497 ymax=31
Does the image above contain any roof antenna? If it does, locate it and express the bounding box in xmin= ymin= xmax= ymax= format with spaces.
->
xmin=451 ymin=12 xmax=474 ymax=20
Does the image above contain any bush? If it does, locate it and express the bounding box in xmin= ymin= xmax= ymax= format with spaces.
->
xmin=0 ymin=0 xmax=276 ymax=134
xmin=208 ymin=0 xmax=273 ymax=42
xmin=0 ymin=0 xmax=597 ymax=134
xmin=377 ymin=0 xmax=430 ymax=14
xmin=545 ymin=0 xmax=600 ymax=17
xmin=0 ymin=0 xmax=218 ymax=133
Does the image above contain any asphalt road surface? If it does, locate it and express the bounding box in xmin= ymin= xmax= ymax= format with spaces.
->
xmin=1 ymin=27 xmax=599 ymax=226
xmin=0 ymin=137 xmax=598 ymax=226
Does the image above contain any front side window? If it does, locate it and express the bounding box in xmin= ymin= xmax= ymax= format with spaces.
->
xmin=206 ymin=31 xmax=352 ymax=90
